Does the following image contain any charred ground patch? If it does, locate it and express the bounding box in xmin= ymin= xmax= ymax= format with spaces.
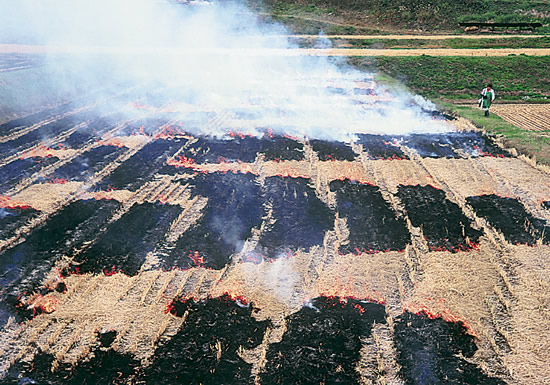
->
xmin=51 ymin=145 xmax=126 ymax=182
xmin=397 ymin=185 xmax=482 ymax=252
xmin=0 ymin=206 xmax=40 ymax=241
xmin=394 ymin=311 xmax=506 ymax=385
xmin=330 ymin=179 xmax=410 ymax=254
xmin=261 ymin=296 xmax=386 ymax=385
xmin=182 ymin=136 xmax=262 ymax=164
xmin=260 ymin=136 xmax=304 ymax=161
xmin=0 ymin=100 xmax=89 ymax=136
xmin=0 ymin=156 xmax=60 ymax=192
xmin=256 ymin=176 xmax=334 ymax=258
xmin=97 ymin=138 xmax=185 ymax=191
xmin=165 ymin=172 xmax=263 ymax=270
xmin=356 ymin=134 xmax=408 ymax=160
xmin=144 ymin=294 xmax=269 ymax=385
xmin=309 ymin=139 xmax=358 ymax=161
xmin=401 ymin=132 xmax=510 ymax=159
xmin=73 ymin=202 xmax=182 ymax=276
xmin=0 ymin=199 xmax=119 ymax=320
xmin=467 ymin=195 xmax=550 ymax=245
xmin=4 ymin=345 xmax=139 ymax=385
xmin=0 ymin=109 xmax=102 ymax=159
xmin=543 ymin=201 xmax=550 ymax=210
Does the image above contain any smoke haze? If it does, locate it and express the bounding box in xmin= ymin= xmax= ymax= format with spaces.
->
xmin=0 ymin=0 xmax=452 ymax=140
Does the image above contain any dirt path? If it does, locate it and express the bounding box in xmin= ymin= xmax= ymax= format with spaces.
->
xmin=1 ymin=44 xmax=549 ymax=57
xmin=289 ymin=34 xmax=550 ymax=39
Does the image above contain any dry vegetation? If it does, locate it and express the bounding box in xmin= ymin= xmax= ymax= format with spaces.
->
xmin=1 ymin=112 xmax=550 ymax=383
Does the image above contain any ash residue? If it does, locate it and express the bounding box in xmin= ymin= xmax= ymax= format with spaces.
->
xmin=146 ymin=294 xmax=269 ymax=385
xmin=356 ymin=134 xmax=408 ymax=160
xmin=97 ymin=136 xmax=185 ymax=191
xmin=5 ymin=346 xmax=139 ymax=385
xmin=0 ymin=206 xmax=40 ymax=240
xmin=467 ymin=194 xmax=550 ymax=245
xmin=310 ymin=139 xmax=358 ymax=161
xmin=260 ymin=136 xmax=304 ymax=161
xmin=401 ymin=132 xmax=510 ymax=159
xmin=257 ymin=176 xmax=334 ymax=258
xmin=0 ymin=199 xmax=119 ymax=321
xmin=394 ymin=312 xmax=506 ymax=385
xmin=398 ymin=185 xmax=482 ymax=252
xmin=0 ymin=108 xmax=102 ymax=158
xmin=165 ymin=172 xmax=263 ymax=269
xmin=261 ymin=296 xmax=386 ymax=385
xmin=52 ymin=145 xmax=126 ymax=182
xmin=181 ymin=136 xmax=262 ymax=164
xmin=73 ymin=202 xmax=182 ymax=275
xmin=330 ymin=179 xmax=410 ymax=254
xmin=0 ymin=156 xmax=60 ymax=192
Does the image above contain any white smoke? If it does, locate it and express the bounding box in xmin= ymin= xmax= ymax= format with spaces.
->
xmin=0 ymin=0 xmax=452 ymax=140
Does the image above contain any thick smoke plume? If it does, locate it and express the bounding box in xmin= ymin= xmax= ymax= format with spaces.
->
xmin=0 ymin=0 xmax=451 ymax=140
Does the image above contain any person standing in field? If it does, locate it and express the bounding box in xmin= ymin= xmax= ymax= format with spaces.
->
xmin=479 ymin=83 xmax=495 ymax=117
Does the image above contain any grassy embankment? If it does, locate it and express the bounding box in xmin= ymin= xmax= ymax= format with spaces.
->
xmin=351 ymin=55 xmax=550 ymax=164
xmin=444 ymin=103 xmax=550 ymax=165
xmin=253 ymin=0 xmax=550 ymax=164
xmin=249 ymin=0 xmax=550 ymax=34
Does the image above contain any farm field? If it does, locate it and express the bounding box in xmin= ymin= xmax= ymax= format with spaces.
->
xmin=1 ymin=73 xmax=550 ymax=384
xmin=1 ymin=1 xmax=550 ymax=384
xmin=485 ymin=104 xmax=550 ymax=132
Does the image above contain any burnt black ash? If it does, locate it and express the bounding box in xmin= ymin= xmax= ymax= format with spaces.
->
xmin=165 ymin=172 xmax=263 ymax=269
xmin=0 ymin=156 xmax=60 ymax=192
xmin=0 ymin=206 xmax=40 ymax=241
xmin=261 ymin=296 xmax=386 ymax=385
xmin=260 ymin=136 xmax=304 ymax=161
xmin=97 ymin=138 xmax=185 ymax=191
xmin=0 ymin=99 xmax=87 ymax=136
xmin=0 ymin=108 xmax=103 ymax=159
xmin=73 ymin=202 xmax=182 ymax=276
xmin=401 ymin=132 xmax=509 ymax=159
xmin=398 ymin=185 xmax=482 ymax=252
xmin=181 ymin=136 xmax=262 ymax=164
xmin=0 ymin=199 xmax=119 ymax=321
xmin=543 ymin=201 xmax=550 ymax=210
xmin=144 ymin=294 xmax=269 ymax=385
xmin=467 ymin=195 xmax=550 ymax=245
xmin=5 ymin=346 xmax=139 ymax=385
xmin=330 ymin=179 xmax=410 ymax=254
xmin=310 ymin=139 xmax=358 ymax=161
xmin=356 ymin=134 xmax=409 ymax=160
xmin=52 ymin=145 xmax=125 ymax=182
xmin=257 ymin=176 xmax=334 ymax=258
xmin=394 ymin=312 xmax=506 ymax=385
xmin=98 ymin=330 xmax=117 ymax=348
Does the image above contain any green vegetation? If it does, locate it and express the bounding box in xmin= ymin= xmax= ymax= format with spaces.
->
xmin=290 ymin=36 xmax=550 ymax=49
xmin=249 ymin=0 xmax=550 ymax=33
xmin=441 ymin=103 xmax=550 ymax=165
xmin=349 ymin=56 xmax=550 ymax=101
xmin=344 ymin=37 xmax=550 ymax=49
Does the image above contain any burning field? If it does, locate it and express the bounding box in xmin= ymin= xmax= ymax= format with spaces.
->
xmin=1 ymin=1 xmax=550 ymax=385
xmin=1 ymin=78 xmax=549 ymax=385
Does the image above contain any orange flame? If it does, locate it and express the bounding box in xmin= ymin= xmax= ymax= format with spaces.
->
xmin=154 ymin=125 xmax=189 ymax=140
xmin=19 ymin=145 xmax=58 ymax=160
xmin=167 ymin=155 xmax=196 ymax=169
xmin=48 ymin=178 xmax=68 ymax=184
xmin=0 ymin=196 xmax=34 ymax=210
xmin=100 ymin=137 xmax=128 ymax=148
xmin=405 ymin=300 xmax=477 ymax=337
